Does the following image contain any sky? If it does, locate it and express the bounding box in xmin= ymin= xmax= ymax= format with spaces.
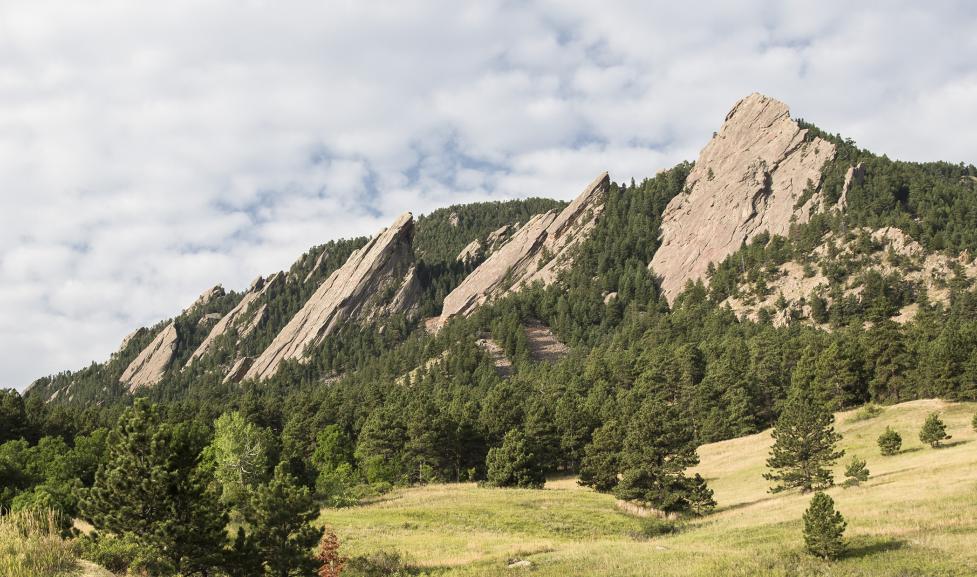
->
xmin=2 ymin=1 xmax=977 ymax=390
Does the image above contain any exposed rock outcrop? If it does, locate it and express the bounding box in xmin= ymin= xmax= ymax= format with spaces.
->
xmin=120 ymin=322 xmax=178 ymax=391
xmin=649 ymin=93 xmax=837 ymax=302
xmin=243 ymin=212 xmax=420 ymax=381
xmin=457 ymin=240 xmax=483 ymax=264
xmin=438 ymin=172 xmax=609 ymax=325
xmin=186 ymin=272 xmax=284 ymax=367
xmin=304 ymin=248 xmax=330 ymax=284
xmin=722 ymin=226 xmax=977 ymax=326
xmin=185 ymin=285 xmax=224 ymax=314
xmin=836 ymin=162 xmax=865 ymax=212
xmin=223 ymin=357 xmax=254 ymax=384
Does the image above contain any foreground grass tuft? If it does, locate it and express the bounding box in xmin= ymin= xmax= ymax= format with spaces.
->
xmin=0 ymin=508 xmax=77 ymax=577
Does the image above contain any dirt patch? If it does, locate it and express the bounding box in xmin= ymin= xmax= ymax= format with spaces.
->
xmin=524 ymin=321 xmax=569 ymax=363
xmin=476 ymin=337 xmax=513 ymax=377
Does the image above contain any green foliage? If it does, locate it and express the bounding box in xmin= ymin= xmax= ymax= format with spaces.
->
xmin=614 ymin=399 xmax=712 ymax=515
xmin=77 ymin=532 xmax=170 ymax=576
xmin=82 ymin=401 xmax=230 ymax=576
xmin=578 ymin=419 xmax=623 ymax=493
xmin=632 ymin=516 xmax=678 ymax=539
xmin=202 ymin=411 xmax=275 ymax=514
xmin=850 ymin=403 xmax=884 ymax=422
xmin=877 ymin=427 xmax=902 ymax=456
xmin=919 ymin=412 xmax=950 ymax=447
xmin=312 ymin=425 xmax=358 ymax=506
xmin=842 ymin=455 xmax=870 ymax=488
xmin=802 ymin=492 xmax=846 ymax=560
xmin=485 ymin=429 xmax=545 ymax=489
xmin=0 ymin=389 xmax=29 ymax=443
xmin=248 ymin=463 xmax=324 ymax=577
xmin=764 ymin=385 xmax=844 ymax=493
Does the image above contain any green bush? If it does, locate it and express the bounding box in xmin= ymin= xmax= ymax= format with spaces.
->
xmin=803 ymin=492 xmax=846 ymax=560
xmin=877 ymin=427 xmax=902 ymax=456
xmin=919 ymin=412 xmax=950 ymax=448
xmin=850 ymin=404 xmax=884 ymax=422
xmin=77 ymin=532 xmax=171 ymax=576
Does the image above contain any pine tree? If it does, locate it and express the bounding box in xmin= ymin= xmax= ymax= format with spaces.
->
xmin=249 ymin=463 xmax=324 ymax=577
xmin=312 ymin=425 xmax=357 ymax=506
xmin=764 ymin=385 xmax=844 ymax=493
xmin=877 ymin=427 xmax=902 ymax=456
xmin=919 ymin=412 xmax=950 ymax=448
xmin=803 ymin=492 xmax=846 ymax=560
xmin=83 ymin=402 xmax=230 ymax=575
xmin=578 ymin=419 xmax=623 ymax=493
xmin=523 ymin=400 xmax=561 ymax=473
xmin=614 ymin=398 xmax=710 ymax=514
xmin=202 ymin=411 xmax=274 ymax=514
xmin=842 ymin=456 xmax=869 ymax=488
xmin=485 ymin=429 xmax=545 ymax=489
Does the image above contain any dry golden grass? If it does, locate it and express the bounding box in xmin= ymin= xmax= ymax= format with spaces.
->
xmin=321 ymin=399 xmax=977 ymax=576
xmin=0 ymin=508 xmax=78 ymax=577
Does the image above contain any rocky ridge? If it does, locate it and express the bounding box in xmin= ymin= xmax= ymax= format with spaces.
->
xmin=243 ymin=212 xmax=420 ymax=381
xmin=650 ymin=93 xmax=837 ymax=301
xmin=119 ymin=322 xmax=179 ymax=391
xmin=186 ymin=272 xmax=285 ymax=368
xmin=438 ymin=172 xmax=609 ymax=325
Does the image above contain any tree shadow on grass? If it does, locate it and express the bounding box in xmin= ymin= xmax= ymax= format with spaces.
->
xmin=843 ymin=535 xmax=907 ymax=560
xmin=937 ymin=439 xmax=970 ymax=449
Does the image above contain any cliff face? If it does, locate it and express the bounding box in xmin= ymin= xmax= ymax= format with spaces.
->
xmin=119 ymin=322 xmax=178 ymax=391
xmin=649 ymin=93 xmax=836 ymax=302
xmin=185 ymin=272 xmax=285 ymax=368
xmin=243 ymin=212 xmax=420 ymax=381
xmin=438 ymin=172 xmax=609 ymax=325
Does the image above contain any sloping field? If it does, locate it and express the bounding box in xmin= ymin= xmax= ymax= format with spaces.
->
xmin=320 ymin=399 xmax=977 ymax=576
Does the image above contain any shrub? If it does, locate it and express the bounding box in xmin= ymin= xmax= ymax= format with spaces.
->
xmin=803 ymin=492 xmax=846 ymax=560
xmin=877 ymin=427 xmax=902 ymax=455
xmin=850 ymin=404 xmax=884 ymax=422
xmin=919 ymin=412 xmax=950 ymax=448
xmin=76 ymin=532 xmax=171 ymax=576
xmin=0 ymin=508 xmax=77 ymax=577
xmin=316 ymin=529 xmax=348 ymax=577
xmin=345 ymin=550 xmax=407 ymax=577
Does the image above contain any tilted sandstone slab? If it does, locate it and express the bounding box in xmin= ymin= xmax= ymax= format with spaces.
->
xmin=185 ymin=272 xmax=285 ymax=367
xmin=243 ymin=212 xmax=419 ymax=381
xmin=455 ymin=223 xmax=521 ymax=265
xmin=120 ymin=322 xmax=178 ymax=391
xmin=184 ymin=285 xmax=225 ymax=314
xmin=649 ymin=93 xmax=836 ymax=302
xmin=438 ymin=172 xmax=608 ymax=324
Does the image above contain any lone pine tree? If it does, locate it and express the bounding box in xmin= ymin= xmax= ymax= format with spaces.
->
xmin=842 ymin=455 xmax=869 ymax=488
xmin=919 ymin=412 xmax=950 ymax=448
xmin=877 ymin=427 xmax=902 ymax=456
xmin=764 ymin=384 xmax=844 ymax=493
xmin=803 ymin=492 xmax=847 ymax=560
xmin=485 ymin=428 xmax=546 ymax=489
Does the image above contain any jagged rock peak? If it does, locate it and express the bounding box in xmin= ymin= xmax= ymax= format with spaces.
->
xmin=120 ymin=322 xmax=178 ymax=391
xmin=649 ymin=93 xmax=836 ymax=302
xmin=438 ymin=172 xmax=609 ymax=325
xmin=185 ymin=272 xmax=285 ymax=367
xmin=244 ymin=212 xmax=419 ymax=381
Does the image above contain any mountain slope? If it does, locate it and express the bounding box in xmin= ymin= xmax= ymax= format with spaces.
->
xmin=319 ymin=399 xmax=977 ymax=576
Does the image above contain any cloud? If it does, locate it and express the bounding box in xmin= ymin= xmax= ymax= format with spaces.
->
xmin=1 ymin=0 xmax=976 ymax=389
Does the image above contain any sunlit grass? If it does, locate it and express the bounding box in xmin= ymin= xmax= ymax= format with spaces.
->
xmin=320 ymin=399 xmax=977 ymax=576
xmin=0 ymin=508 xmax=77 ymax=577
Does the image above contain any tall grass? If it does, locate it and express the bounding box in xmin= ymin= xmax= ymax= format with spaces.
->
xmin=0 ymin=508 xmax=77 ymax=577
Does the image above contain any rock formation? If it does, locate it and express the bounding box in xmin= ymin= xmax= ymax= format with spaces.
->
xmin=835 ymin=162 xmax=865 ymax=212
xmin=243 ymin=212 xmax=420 ymax=381
xmin=184 ymin=285 xmax=224 ymax=314
xmin=303 ymin=248 xmax=330 ymax=284
xmin=438 ymin=172 xmax=609 ymax=325
xmin=649 ymin=93 xmax=837 ymax=302
xmin=119 ymin=322 xmax=178 ymax=391
xmin=186 ymin=272 xmax=285 ymax=367
xmin=455 ymin=223 xmax=521 ymax=265
xmin=456 ymin=239 xmax=483 ymax=264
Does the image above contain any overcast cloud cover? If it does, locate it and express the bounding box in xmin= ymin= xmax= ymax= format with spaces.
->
xmin=2 ymin=1 xmax=977 ymax=390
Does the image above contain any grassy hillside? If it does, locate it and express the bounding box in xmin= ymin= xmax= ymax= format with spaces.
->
xmin=320 ymin=399 xmax=977 ymax=576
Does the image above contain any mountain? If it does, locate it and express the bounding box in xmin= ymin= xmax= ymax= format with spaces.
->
xmin=22 ymin=93 xmax=977 ymax=417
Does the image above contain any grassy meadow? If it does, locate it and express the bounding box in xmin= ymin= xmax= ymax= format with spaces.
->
xmin=320 ymin=399 xmax=977 ymax=576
